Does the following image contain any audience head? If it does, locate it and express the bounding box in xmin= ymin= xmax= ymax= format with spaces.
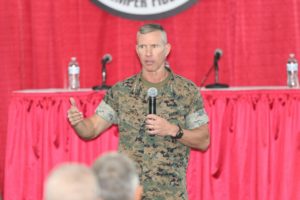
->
xmin=92 ymin=152 xmax=142 ymax=200
xmin=44 ymin=163 xmax=100 ymax=200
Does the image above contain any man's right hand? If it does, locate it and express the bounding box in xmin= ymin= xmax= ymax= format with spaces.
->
xmin=67 ymin=97 xmax=84 ymax=126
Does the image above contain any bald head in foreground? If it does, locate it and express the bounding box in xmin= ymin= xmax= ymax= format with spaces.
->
xmin=92 ymin=152 xmax=143 ymax=200
xmin=44 ymin=163 xmax=100 ymax=200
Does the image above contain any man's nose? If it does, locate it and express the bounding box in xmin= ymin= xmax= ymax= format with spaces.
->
xmin=145 ymin=46 xmax=153 ymax=56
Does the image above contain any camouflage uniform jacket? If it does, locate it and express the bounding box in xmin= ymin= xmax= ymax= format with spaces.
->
xmin=95 ymin=67 xmax=209 ymax=200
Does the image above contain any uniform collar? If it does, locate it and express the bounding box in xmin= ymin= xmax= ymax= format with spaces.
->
xmin=132 ymin=66 xmax=175 ymax=96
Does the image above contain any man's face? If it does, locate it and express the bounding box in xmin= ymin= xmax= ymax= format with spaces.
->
xmin=136 ymin=31 xmax=171 ymax=72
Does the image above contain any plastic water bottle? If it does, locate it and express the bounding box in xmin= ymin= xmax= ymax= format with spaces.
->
xmin=287 ymin=53 xmax=299 ymax=88
xmin=68 ymin=57 xmax=80 ymax=90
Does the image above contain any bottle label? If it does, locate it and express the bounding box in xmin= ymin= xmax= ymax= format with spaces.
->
xmin=68 ymin=66 xmax=80 ymax=74
xmin=287 ymin=63 xmax=298 ymax=71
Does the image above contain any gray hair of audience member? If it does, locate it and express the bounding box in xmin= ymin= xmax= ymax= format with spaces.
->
xmin=92 ymin=152 xmax=140 ymax=200
xmin=137 ymin=23 xmax=168 ymax=44
xmin=44 ymin=163 xmax=100 ymax=200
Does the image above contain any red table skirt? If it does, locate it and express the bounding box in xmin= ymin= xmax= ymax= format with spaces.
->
xmin=4 ymin=87 xmax=300 ymax=200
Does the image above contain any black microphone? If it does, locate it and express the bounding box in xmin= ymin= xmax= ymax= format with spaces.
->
xmin=202 ymin=48 xmax=229 ymax=89
xmin=102 ymin=53 xmax=112 ymax=63
xmin=92 ymin=54 xmax=112 ymax=90
xmin=214 ymin=48 xmax=223 ymax=69
xmin=147 ymin=87 xmax=158 ymax=114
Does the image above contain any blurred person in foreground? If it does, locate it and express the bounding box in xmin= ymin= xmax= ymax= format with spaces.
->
xmin=67 ymin=23 xmax=210 ymax=200
xmin=44 ymin=163 xmax=100 ymax=200
xmin=92 ymin=152 xmax=142 ymax=200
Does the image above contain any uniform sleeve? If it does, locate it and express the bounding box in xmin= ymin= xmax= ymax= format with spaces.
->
xmin=185 ymin=86 xmax=209 ymax=129
xmin=95 ymin=88 xmax=119 ymax=124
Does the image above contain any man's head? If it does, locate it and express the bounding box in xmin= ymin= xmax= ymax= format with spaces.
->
xmin=44 ymin=163 xmax=100 ymax=200
xmin=136 ymin=24 xmax=171 ymax=73
xmin=92 ymin=152 xmax=142 ymax=200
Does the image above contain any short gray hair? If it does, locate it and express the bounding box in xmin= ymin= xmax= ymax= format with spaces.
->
xmin=137 ymin=23 xmax=168 ymax=44
xmin=44 ymin=163 xmax=100 ymax=200
xmin=92 ymin=152 xmax=139 ymax=200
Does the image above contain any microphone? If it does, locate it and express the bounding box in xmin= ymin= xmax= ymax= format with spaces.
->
xmin=201 ymin=48 xmax=229 ymax=89
xmin=147 ymin=87 xmax=158 ymax=114
xmin=92 ymin=53 xmax=112 ymax=90
xmin=214 ymin=49 xmax=223 ymax=69
xmin=102 ymin=54 xmax=112 ymax=63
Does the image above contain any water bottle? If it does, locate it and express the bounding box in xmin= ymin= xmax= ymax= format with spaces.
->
xmin=68 ymin=57 xmax=80 ymax=90
xmin=287 ymin=53 xmax=299 ymax=88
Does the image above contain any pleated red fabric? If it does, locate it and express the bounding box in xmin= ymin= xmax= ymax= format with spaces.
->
xmin=4 ymin=89 xmax=300 ymax=200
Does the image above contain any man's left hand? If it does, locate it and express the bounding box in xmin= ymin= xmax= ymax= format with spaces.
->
xmin=145 ymin=114 xmax=178 ymax=137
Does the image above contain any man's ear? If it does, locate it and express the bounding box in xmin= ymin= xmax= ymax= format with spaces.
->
xmin=136 ymin=45 xmax=139 ymax=55
xmin=135 ymin=185 xmax=143 ymax=200
xmin=165 ymin=43 xmax=171 ymax=57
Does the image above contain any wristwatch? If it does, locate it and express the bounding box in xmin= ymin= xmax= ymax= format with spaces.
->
xmin=172 ymin=125 xmax=184 ymax=139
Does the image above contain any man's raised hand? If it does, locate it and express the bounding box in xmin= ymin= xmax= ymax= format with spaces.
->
xmin=67 ymin=97 xmax=83 ymax=126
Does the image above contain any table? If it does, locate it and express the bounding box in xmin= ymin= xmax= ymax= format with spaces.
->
xmin=4 ymin=87 xmax=300 ymax=200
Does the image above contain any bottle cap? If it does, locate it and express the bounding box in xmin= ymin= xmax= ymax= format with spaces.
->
xmin=289 ymin=53 xmax=295 ymax=58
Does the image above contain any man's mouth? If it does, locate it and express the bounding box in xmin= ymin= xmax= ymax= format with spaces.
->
xmin=145 ymin=60 xmax=155 ymax=65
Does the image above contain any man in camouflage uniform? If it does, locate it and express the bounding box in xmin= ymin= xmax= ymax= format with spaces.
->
xmin=68 ymin=24 xmax=210 ymax=200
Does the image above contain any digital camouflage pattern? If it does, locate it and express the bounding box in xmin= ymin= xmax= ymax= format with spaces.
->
xmin=96 ymin=67 xmax=209 ymax=200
